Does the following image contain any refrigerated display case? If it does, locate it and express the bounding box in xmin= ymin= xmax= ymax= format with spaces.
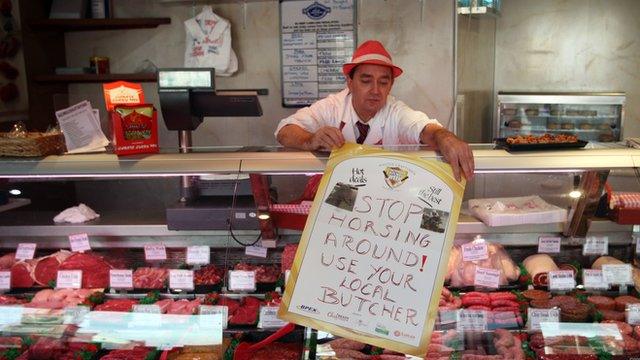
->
xmin=0 ymin=146 xmax=638 ymax=359
xmin=496 ymin=92 xmax=626 ymax=143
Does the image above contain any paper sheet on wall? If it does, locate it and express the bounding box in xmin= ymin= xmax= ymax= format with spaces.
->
xmin=55 ymin=100 xmax=109 ymax=154
xmin=279 ymin=143 xmax=465 ymax=357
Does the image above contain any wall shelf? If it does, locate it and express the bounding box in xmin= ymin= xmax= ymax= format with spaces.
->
xmin=27 ymin=18 xmax=171 ymax=32
xmin=34 ymin=73 xmax=158 ymax=84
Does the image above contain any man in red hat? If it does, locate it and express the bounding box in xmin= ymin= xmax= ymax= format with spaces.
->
xmin=275 ymin=40 xmax=474 ymax=181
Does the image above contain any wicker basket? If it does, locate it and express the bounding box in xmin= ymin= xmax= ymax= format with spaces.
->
xmin=0 ymin=132 xmax=66 ymax=157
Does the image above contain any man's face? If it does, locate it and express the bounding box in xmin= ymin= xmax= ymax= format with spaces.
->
xmin=347 ymin=64 xmax=394 ymax=122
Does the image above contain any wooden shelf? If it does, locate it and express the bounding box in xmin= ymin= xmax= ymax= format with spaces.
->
xmin=28 ymin=18 xmax=171 ymax=31
xmin=34 ymin=73 xmax=158 ymax=83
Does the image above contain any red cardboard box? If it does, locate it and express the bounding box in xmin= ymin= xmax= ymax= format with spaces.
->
xmin=110 ymin=104 xmax=159 ymax=155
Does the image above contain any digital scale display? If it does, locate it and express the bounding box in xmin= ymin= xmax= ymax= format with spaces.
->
xmin=158 ymin=69 xmax=214 ymax=89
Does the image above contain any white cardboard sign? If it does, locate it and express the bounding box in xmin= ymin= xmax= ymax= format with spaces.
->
xmin=69 ymin=233 xmax=91 ymax=252
xmin=15 ymin=243 xmax=36 ymax=261
xmin=462 ymin=242 xmax=489 ymax=262
xmin=109 ymin=269 xmax=133 ymax=289
xmin=549 ymin=270 xmax=576 ymax=291
xmin=538 ymin=236 xmax=561 ymax=253
xmin=186 ymin=246 xmax=210 ymax=265
xmin=0 ymin=271 xmax=10 ymax=290
xmin=228 ymin=270 xmax=256 ymax=292
xmin=144 ymin=244 xmax=167 ymax=261
xmin=57 ymin=270 xmax=82 ymax=289
xmin=583 ymin=269 xmax=608 ymax=290
xmin=474 ymin=267 xmax=500 ymax=289
xmin=279 ymin=145 xmax=464 ymax=356
xmin=169 ymin=270 xmax=194 ymax=290
xmin=528 ymin=308 xmax=560 ymax=331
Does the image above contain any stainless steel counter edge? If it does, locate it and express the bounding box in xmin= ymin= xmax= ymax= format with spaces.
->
xmin=0 ymin=148 xmax=638 ymax=177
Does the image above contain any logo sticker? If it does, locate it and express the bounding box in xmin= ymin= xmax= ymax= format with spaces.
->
xmin=383 ymin=166 xmax=409 ymax=188
xmin=302 ymin=2 xmax=332 ymax=20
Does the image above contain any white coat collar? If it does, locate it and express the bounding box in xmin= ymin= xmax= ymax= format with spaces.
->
xmin=341 ymin=91 xmax=385 ymax=145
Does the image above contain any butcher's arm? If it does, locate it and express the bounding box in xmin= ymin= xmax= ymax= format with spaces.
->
xmin=277 ymin=124 xmax=345 ymax=151
xmin=420 ymin=124 xmax=475 ymax=182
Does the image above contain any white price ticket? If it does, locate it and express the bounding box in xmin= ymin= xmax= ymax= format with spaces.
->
xmin=583 ymin=269 xmax=608 ymax=290
xmin=0 ymin=271 xmax=10 ymax=290
xmin=627 ymin=304 xmax=640 ymax=325
xmin=258 ymin=306 xmax=287 ymax=329
xmin=538 ymin=236 xmax=561 ymax=253
xmin=132 ymin=305 xmax=162 ymax=313
xmin=200 ymin=305 xmax=228 ymax=329
xmin=457 ymin=309 xmax=487 ymax=331
xmin=549 ymin=270 xmax=576 ymax=291
xmin=602 ymin=264 xmax=633 ymax=285
xmin=462 ymin=242 xmax=489 ymax=261
xmin=528 ymin=308 xmax=560 ymax=331
xmin=69 ymin=233 xmax=91 ymax=252
xmin=144 ymin=244 xmax=167 ymax=261
xmin=474 ymin=267 xmax=500 ymax=289
xmin=245 ymin=246 xmax=268 ymax=258
xmin=228 ymin=270 xmax=256 ymax=291
xmin=15 ymin=243 xmax=36 ymax=260
xmin=186 ymin=246 xmax=210 ymax=265
xmin=169 ymin=270 xmax=194 ymax=290
xmin=57 ymin=270 xmax=82 ymax=289
xmin=109 ymin=269 xmax=133 ymax=289
xmin=583 ymin=236 xmax=608 ymax=255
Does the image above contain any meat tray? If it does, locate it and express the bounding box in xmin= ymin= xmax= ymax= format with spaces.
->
xmin=494 ymin=138 xmax=588 ymax=151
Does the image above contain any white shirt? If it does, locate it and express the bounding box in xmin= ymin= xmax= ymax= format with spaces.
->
xmin=275 ymin=88 xmax=441 ymax=145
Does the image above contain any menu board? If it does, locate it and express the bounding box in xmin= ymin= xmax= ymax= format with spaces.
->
xmin=280 ymin=0 xmax=356 ymax=106
xmin=279 ymin=144 xmax=465 ymax=356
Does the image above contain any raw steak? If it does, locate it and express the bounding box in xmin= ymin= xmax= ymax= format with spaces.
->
xmin=58 ymin=252 xmax=112 ymax=288
xmin=234 ymin=263 xmax=280 ymax=283
xmin=94 ymin=298 xmax=138 ymax=312
xmin=31 ymin=250 xmax=71 ymax=286
xmin=194 ymin=264 xmax=225 ymax=285
xmin=133 ymin=267 xmax=168 ymax=289
xmin=11 ymin=260 xmax=35 ymax=288
xmin=281 ymin=244 xmax=298 ymax=273
xmin=0 ymin=252 xmax=16 ymax=269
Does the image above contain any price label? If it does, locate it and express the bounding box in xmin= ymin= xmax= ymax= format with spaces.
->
xmin=528 ymin=308 xmax=560 ymax=331
xmin=0 ymin=271 xmax=10 ymax=290
xmin=228 ymin=270 xmax=256 ymax=291
xmin=583 ymin=269 xmax=608 ymax=290
xmin=169 ymin=270 xmax=194 ymax=290
xmin=549 ymin=270 xmax=576 ymax=291
xmin=462 ymin=242 xmax=488 ymax=261
xmin=68 ymin=233 xmax=91 ymax=252
xmin=15 ymin=243 xmax=36 ymax=260
xmin=200 ymin=305 xmax=228 ymax=329
xmin=261 ymin=240 xmax=277 ymax=248
xmin=258 ymin=306 xmax=287 ymax=329
xmin=602 ymin=264 xmax=633 ymax=285
xmin=538 ymin=237 xmax=561 ymax=253
xmin=583 ymin=236 xmax=608 ymax=255
xmin=474 ymin=267 xmax=500 ymax=288
xmin=186 ymin=246 xmax=210 ymax=265
xmin=144 ymin=244 xmax=167 ymax=261
xmin=438 ymin=309 xmax=458 ymax=325
xmin=627 ymin=304 xmax=640 ymax=325
xmin=457 ymin=309 xmax=487 ymax=331
xmin=64 ymin=306 xmax=90 ymax=325
xmin=57 ymin=270 xmax=82 ymax=289
xmin=132 ymin=305 xmax=161 ymax=314
xmin=109 ymin=269 xmax=133 ymax=289
xmin=245 ymin=246 xmax=268 ymax=258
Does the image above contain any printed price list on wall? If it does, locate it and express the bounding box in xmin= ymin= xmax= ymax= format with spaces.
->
xmin=280 ymin=0 xmax=356 ymax=106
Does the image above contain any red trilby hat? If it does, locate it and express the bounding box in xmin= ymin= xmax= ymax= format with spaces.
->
xmin=342 ymin=40 xmax=403 ymax=78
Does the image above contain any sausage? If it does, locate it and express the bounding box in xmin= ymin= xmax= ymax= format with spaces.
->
xmin=490 ymin=299 xmax=520 ymax=308
xmin=333 ymin=348 xmax=371 ymax=359
xmin=466 ymin=305 xmax=491 ymax=311
xmin=599 ymin=309 xmax=625 ymax=322
xmin=614 ymin=295 xmax=640 ymax=311
xmin=521 ymin=289 xmax=550 ymax=300
xmin=327 ymin=338 xmax=367 ymax=351
xmin=586 ymin=295 xmax=615 ymax=310
xmin=488 ymin=292 xmax=517 ymax=301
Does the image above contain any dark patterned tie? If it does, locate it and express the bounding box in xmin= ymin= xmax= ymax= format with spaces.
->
xmin=356 ymin=122 xmax=370 ymax=144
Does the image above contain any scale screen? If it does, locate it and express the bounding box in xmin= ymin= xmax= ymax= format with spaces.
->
xmin=158 ymin=69 xmax=214 ymax=89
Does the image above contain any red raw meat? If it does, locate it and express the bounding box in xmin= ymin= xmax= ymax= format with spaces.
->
xmin=155 ymin=298 xmax=173 ymax=313
xmin=281 ymin=244 xmax=298 ymax=273
xmin=32 ymin=251 xmax=71 ymax=286
xmin=217 ymin=297 xmax=240 ymax=314
xmin=248 ymin=342 xmax=302 ymax=360
xmin=133 ymin=267 xmax=167 ymax=289
xmin=194 ymin=264 xmax=225 ymax=285
xmin=0 ymin=294 xmax=23 ymax=305
xmin=234 ymin=263 xmax=280 ymax=283
xmin=0 ymin=252 xmax=15 ymax=269
xmin=58 ymin=252 xmax=112 ymax=288
xmin=229 ymin=304 xmax=259 ymax=325
xmin=94 ymin=299 xmax=138 ymax=312
xmin=100 ymin=346 xmax=153 ymax=360
xmin=11 ymin=260 xmax=34 ymax=288
xmin=166 ymin=299 xmax=201 ymax=315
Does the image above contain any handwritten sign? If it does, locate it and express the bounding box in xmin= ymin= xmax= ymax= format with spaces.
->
xmin=602 ymin=264 xmax=633 ymax=285
xmin=69 ymin=233 xmax=91 ymax=252
xmin=528 ymin=308 xmax=560 ymax=331
xmin=15 ymin=243 xmax=36 ymax=260
xmin=583 ymin=236 xmax=608 ymax=255
xmin=57 ymin=270 xmax=82 ymax=289
xmin=245 ymin=246 xmax=268 ymax=258
xmin=186 ymin=246 xmax=210 ymax=265
xmin=457 ymin=310 xmax=487 ymax=331
xmin=228 ymin=270 xmax=256 ymax=292
xmin=0 ymin=271 xmax=10 ymax=290
xmin=110 ymin=269 xmax=133 ymax=289
xmin=200 ymin=305 xmax=228 ymax=329
xmin=583 ymin=269 xmax=608 ymax=290
xmin=280 ymin=144 xmax=464 ymax=356
xmin=462 ymin=242 xmax=488 ymax=261
xmin=474 ymin=267 xmax=500 ymax=289
xmin=133 ymin=305 xmax=161 ymax=314
xmin=627 ymin=304 xmax=640 ymax=325
xmin=169 ymin=270 xmax=194 ymax=290
xmin=258 ymin=306 xmax=288 ymax=329
xmin=549 ymin=270 xmax=576 ymax=291
xmin=538 ymin=237 xmax=561 ymax=253
xmin=144 ymin=244 xmax=166 ymax=261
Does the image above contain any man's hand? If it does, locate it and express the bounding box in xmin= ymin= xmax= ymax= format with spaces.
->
xmin=429 ymin=127 xmax=475 ymax=182
xmin=307 ymin=126 xmax=345 ymax=151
